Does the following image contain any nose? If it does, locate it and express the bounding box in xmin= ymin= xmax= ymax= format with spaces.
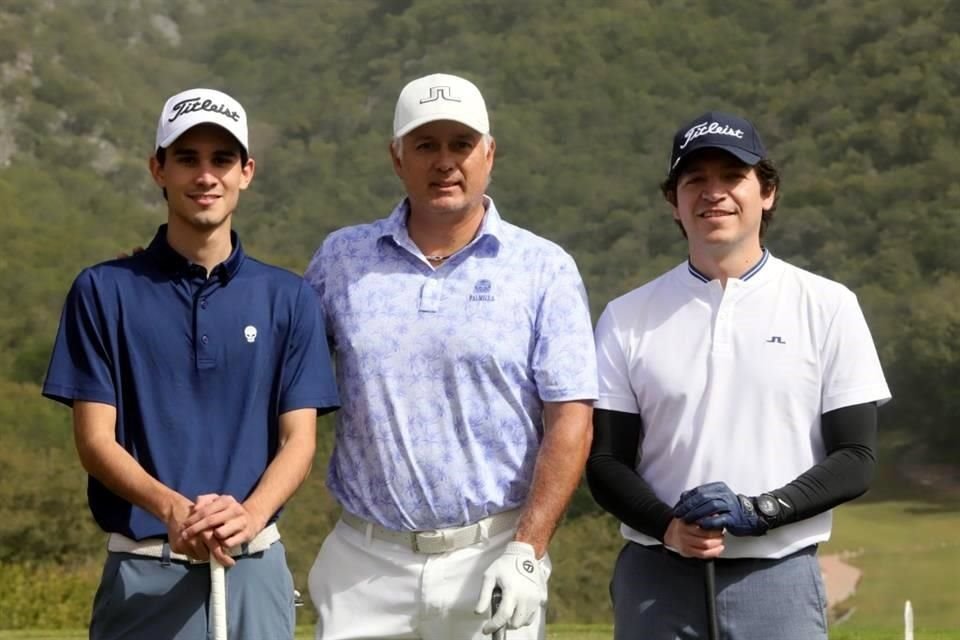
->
xmin=193 ymin=162 xmax=218 ymax=187
xmin=434 ymin=146 xmax=456 ymax=172
xmin=699 ymin=177 xmax=725 ymax=201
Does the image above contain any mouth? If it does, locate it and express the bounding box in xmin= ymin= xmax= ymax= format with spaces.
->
xmin=189 ymin=194 xmax=221 ymax=206
xmin=431 ymin=181 xmax=462 ymax=191
xmin=698 ymin=209 xmax=735 ymax=219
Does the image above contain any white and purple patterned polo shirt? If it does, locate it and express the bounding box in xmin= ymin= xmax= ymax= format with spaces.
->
xmin=304 ymin=197 xmax=598 ymax=530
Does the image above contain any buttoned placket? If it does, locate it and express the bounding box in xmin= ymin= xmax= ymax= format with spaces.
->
xmin=711 ymin=279 xmax=744 ymax=357
xmin=418 ymin=269 xmax=444 ymax=313
xmin=188 ymin=267 xmax=224 ymax=370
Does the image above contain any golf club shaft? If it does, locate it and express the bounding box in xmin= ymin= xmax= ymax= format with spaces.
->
xmin=210 ymin=558 xmax=227 ymax=640
xmin=704 ymin=559 xmax=719 ymax=640
xmin=492 ymin=585 xmax=506 ymax=640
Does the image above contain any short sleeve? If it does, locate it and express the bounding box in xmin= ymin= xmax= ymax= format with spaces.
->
xmin=531 ymin=253 xmax=599 ymax=402
xmin=278 ymin=279 xmax=340 ymax=415
xmin=41 ymin=269 xmax=117 ymax=407
xmin=820 ymin=292 xmax=891 ymax=413
xmin=594 ymin=304 xmax=641 ymax=414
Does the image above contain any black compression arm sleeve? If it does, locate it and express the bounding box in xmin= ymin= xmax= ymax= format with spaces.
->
xmin=585 ymin=408 xmax=674 ymax=541
xmin=766 ymin=401 xmax=878 ymax=528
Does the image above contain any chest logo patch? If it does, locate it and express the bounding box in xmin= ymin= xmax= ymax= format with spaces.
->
xmin=765 ymin=335 xmax=786 ymax=344
xmin=244 ymin=325 xmax=258 ymax=343
xmin=470 ymin=279 xmax=495 ymax=302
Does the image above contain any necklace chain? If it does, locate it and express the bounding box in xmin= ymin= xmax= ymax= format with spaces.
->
xmin=424 ymin=254 xmax=450 ymax=263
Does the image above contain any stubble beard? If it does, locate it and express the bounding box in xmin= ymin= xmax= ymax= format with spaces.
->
xmin=173 ymin=204 xmax=233 ymax=233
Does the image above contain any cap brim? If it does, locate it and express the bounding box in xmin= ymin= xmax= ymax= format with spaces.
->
xmin=394 ymin=113 xmax=488 ymax=138
xmin=672 ymin=144 xmax=762 ymax=171
xmin=157 ymin=122 xmax=248 ymax=153
xmin=719 ymin=145 xmax=763 ymax=166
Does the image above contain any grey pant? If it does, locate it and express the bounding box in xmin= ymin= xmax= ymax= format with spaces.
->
xmin=611 ymin=543 xmax=828 ymax=640
xmin=90 ymin=541 xmax=295 ymax=640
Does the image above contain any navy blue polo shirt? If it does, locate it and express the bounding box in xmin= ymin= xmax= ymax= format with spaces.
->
xmin=42 ymin=225 xmax=339 ymax=540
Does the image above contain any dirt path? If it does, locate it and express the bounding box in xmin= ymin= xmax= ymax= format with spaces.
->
xmin=819 ymin=453 xmax=960 ymax=614
xmin=819 ymin=553 xmax=862 ymax=610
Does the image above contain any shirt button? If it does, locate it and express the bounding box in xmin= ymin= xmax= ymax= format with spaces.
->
xmin=200 ymin=299 xmax=208 ymax=309
xmin=201 ymin=335 xmax=209 ymax=345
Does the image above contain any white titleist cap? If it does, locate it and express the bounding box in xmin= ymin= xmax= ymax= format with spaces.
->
xmin=155 ymin=88 xmax=249 ymax=152
xmin=393 ymin=73 xmax=489 ymax=138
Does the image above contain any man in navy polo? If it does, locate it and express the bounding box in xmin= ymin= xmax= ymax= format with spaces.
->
xmin=42 ymin=88 xmax=339 ymax=640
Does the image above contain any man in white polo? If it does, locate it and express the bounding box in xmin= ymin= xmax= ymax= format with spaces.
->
xmin=586 ymin=111 xmax=890 ymax=639
xmin=305 ymin=73 xmax=597 ymax=639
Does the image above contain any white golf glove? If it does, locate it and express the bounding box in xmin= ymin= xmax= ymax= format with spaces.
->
xmin=475 ymin=541 xmax=547 ymax=633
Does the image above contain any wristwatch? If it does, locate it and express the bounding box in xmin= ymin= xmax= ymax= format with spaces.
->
xmin=755 ymin=493 xmax=781 ymax=526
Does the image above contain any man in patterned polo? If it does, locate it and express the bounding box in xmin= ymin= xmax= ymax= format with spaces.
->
xmin=305 ymin=73 xmax=598 ymax=639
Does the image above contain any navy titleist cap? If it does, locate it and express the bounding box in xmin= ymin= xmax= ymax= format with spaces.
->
xmin=669 ymin=111 xmax=766 ymax=172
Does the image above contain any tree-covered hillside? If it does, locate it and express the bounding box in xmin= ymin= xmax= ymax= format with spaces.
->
xmin=0 ymin=0 xmax=957 ymax=628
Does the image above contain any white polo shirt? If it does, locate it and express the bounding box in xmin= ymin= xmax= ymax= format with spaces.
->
xmin=594 ymin=251 xmax=891 ymax=558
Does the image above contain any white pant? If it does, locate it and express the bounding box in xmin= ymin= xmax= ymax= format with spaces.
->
xmin=308 ymin=519 xmax=551 ymax=640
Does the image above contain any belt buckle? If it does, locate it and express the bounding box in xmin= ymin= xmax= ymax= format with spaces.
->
xmin=413 ymin=530 xmax=447 ymax=554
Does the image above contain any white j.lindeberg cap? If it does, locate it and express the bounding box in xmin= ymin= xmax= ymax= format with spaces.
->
xmin=393 ymin=73 xmax=489 ymax=138
xmin=155 ymin=88 xmax=249 ymax=153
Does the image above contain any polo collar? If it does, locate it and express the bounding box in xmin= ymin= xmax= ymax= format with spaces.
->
xmin=379 ymin=195 xmax=503 ymax=250
xmin=687 ymin=248 xmax=770 ymax=284
xmin=144 ymin=224 xmax=245 ymax=282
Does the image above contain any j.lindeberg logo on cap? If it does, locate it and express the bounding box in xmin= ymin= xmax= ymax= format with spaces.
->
xmin=420 ymin=86 xmax=462 ymax=104
xmin=168 ymin=97 xmax=241 ymax=123
xmin=470 ymin=279 xmax=494 ymax=302
xmin=679 ymin=121 xmax=745 ymax=149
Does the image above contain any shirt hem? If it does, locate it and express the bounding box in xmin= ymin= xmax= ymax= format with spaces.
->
xmin=41 ymin=384 xmax=115 ymax=407
xmin=279 ymin=395 xmax=341 ymax=415
xmin=823 ymin=386 xmax=892 ymax=413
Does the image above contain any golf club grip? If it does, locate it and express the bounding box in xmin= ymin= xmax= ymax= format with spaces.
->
xmin=704 ymin=560 xmax=719 ymax=640
xmin=491 ymin=585 xmax=506 ymax=640
xmin=210 ymin=558 xmax=228 ymax=640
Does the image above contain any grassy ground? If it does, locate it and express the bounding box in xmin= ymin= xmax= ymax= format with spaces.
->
xmin=819 ymin=450 xmax=960 ymax=633
xmin=830 ymin=633 xmax=960 ymax=640
xmin=823 ymin=501 xmax=960 ymax=628
xmin=2 ymin=626 xmax=959 ymax=639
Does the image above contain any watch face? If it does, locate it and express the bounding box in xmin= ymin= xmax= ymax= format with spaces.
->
xmin=757 ymin=494 xmax=780 ymax=517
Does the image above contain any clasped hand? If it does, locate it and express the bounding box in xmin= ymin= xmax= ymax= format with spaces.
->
xmin=673 ymin=481 xmax=768 ymax=536
xmin=474 ymin=542 xmax=547 ymax=633
xmin=166 ymin=494 xmax=263 ymax=567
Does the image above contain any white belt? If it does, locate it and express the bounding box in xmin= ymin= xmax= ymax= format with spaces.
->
xmin=107 ymin=523 xmax=280 ymax=564
xmin=341 ymin=509 xmax=521 ymax=554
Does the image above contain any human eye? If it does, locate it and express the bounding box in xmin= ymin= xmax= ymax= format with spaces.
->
xmin=727 ymin=170 xmax=749 ymax=183
xmin=680 ymin=173 xmax=704 ymax=187
xmin=213 ymin=154 xmax=237 ymax=167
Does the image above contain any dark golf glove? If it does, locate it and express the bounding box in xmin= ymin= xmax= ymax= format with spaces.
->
xmin=673 ymin=481 xmax=769 ymax=536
